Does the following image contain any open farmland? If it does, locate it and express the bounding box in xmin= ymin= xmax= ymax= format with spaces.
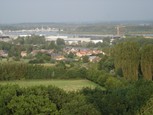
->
xmin=0 ymin=79 xmax=102 ymax=91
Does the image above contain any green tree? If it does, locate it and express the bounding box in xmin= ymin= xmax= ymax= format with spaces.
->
xmin=13 ymin=37 xmax=25 ymax=45
xmin=8 ymin=46 xmax=21 ymax=58
xmin=113 ymin=42 xmax=140 ymax=80
xmin=0 ymin=85 xmax=21 ymax=115
xmin=141 ymin=44 xmax=153 ymax=80
xmin=35 ymin=52 xmax=51 ymax=62
xmin=25 ymin=44 xmax=33 ymax=53
xmin=137 ymin=95 xmax=153 ymax=115
xmin=104 ymin=76 xmax=124 ymax=90
xmin=98 ymin=56 xmax=114 ymax=72
xmin=67 ymin=52 xmax=74 ymax=58
xmin=56 ymin=61 xmax=66 ymax=69
xmin=47 ymin=85 xmax=68 ymax=110
xmin=24 ymin=35 xmax=45 ymax=44
xmin=60 ymin=94 xmax=101 ymax=115
xmin=56 ymin=38 xmax=65 ymax=46
xmin=48 ymin=41 xmax=57 ymax=49
xmin=8 ymin=95 xmax=58 ymax=115
xmin=82 ymin=56 xmax=89 ymax=63
xmin=0 ymin=41 xmax=12 ymax=50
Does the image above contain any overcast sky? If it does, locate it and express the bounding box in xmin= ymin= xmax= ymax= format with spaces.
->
xmin=0 ymin=0 xmax=153 ymax=24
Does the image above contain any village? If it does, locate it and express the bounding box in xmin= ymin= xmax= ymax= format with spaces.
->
xmin=0 ymin=29 xmax=111 ymax=64
xmin=0 ymin=44 xmax=105 ymax=63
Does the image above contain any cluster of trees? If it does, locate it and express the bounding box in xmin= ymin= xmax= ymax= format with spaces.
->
xmin=125 ymin=25 xmax=153 ymax=34
xmin=0 ymin=61 xmax=126 ymax=91
xmin=0 ymin=85 xmax=100 ymax=115
xmin=113 ymin=41 xmax=153 ymax=80
xmin=0 ymin=62 xmax=53 ymax=80
xmin=14 ymin=36 xmax=65 ymax=51
xmin=1 ymin=80 xmax=153 ymax=115
xmin=29 ymin=52 xmax=51 ymax=64
xmin=0 ymin=60 xmax=125 ymax=90
xmin=0 ymin=36 xmax=66 ymax=60
xmin=86 ymin=64 xmax=125 ymax=90
xmin=0 ymin=62 xmax=87 ymax=80
xmin=81 ymin=80 xmax=153 ymax=115
xmin=0 ymin=41 xmax=22 ymax=59
xmin=98 ymin=55 xmax=114 ymax=72
xmin=141 ymin=44 xmax=153 ymax=80
xmin=14 ymin=35 xmax=46 ymax=45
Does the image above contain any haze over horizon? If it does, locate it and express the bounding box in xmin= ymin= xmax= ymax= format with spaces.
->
xmin=0 ymin=0 xmax=153 ymax=24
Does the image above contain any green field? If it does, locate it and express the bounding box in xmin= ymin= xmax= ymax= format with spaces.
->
xmin=0 ymin=79 xmax=101 ymax=91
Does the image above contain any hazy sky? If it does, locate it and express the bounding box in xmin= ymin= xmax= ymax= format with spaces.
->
xmin=0 ymin=0 xmax=153 ymax=24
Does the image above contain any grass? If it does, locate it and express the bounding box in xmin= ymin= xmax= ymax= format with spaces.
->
xmin=0 ymin=79 xmax=103 ymax=91
xmin=37 ymin=63 xmax=56 ymax=67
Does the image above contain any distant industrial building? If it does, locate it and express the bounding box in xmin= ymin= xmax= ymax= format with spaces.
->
xmin=91 ymin=40 xmax=103 ymax=43
xmin=46 ymin=35 xmax=103 ymax=45
xmin=46 ymin=35 xmax=68 ymax=41
xmin=0 ymin=36 xmax=11 ymax=42
xmin=19 ymin=35 xmax=31 ymax=37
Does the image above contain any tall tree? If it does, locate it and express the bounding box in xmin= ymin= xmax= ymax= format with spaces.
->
xmin=113 ymin=42 xmax=140 ymax=80
xmin=141 ymin=44 xmax=153 ymax=80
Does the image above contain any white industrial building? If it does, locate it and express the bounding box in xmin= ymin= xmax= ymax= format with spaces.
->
xmin=46 ymin=35 xmax=104 ymax=45
xmin=46 ymin=35 xmax=68 ymax=41
xmin=46 ymin=35 xmax=91 ymax=45
xmin=91 ymin=40 xmax=103 ymax=43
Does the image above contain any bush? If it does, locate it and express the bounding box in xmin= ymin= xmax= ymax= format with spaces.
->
xmin=8 ymin=95 xmax=58 ymax=115
xmin=97 ymin=74 xmax=108 ymax=86
xmin=60 ymin=94 xmax=101 ymax=115
xmin=0 ymin=85 xmax=22 ymax=114
xmin=104 ymin=77 xmax=124 ymax=90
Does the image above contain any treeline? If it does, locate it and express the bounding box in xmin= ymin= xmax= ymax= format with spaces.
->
xmin=0 ymin=62 xmax=86 ymax=80
xmin=1 ymin=80 xmax=153 ymax=115
xmin=113 ymin=41 xmax=153 ymax=80
xmin=0 ymin=62 xmax=124 ymax=91
xmin=86 ymin=64 xmax=125 ymax=90
xmin=0 ymin=61 xmax=123 ymax=89
xmin=14 ymin=35 xmax=46 ymax=45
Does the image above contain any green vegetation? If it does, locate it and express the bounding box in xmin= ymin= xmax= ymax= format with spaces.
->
xmin=0 ymin=79 xmax=99 ymax=91
xmin=112 ymin=38 xmax=153 ymax=81
xmin=81 ymin=80 xmax=153 ymax=115
xmin=113 ymin=42 xmax=140 ymax=80
xmin=137 ymin=95 xmax=153 ymax=115
xmin=0 ymin=32 xmax=153 ymax=114
xmin=141 ymin=44 xmax=153 ymax=80
xmin=0 ymin=62 xmax=87 ymax=80
xmin=0 ymin=80 xmax=153 ymax=115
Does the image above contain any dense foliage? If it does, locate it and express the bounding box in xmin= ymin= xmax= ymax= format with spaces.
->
xmin=113 ymin=41 xmax=153 ymax=81
xmin=81 ymin=80 xmax=153 ymax=115
xmin=0 ymin=62 xmax=87 ymax=80
xmin=0 ymin=80 xmax=153 ymax=115
xmin=86 ymin=64 xmax=125 ymax=90
xmin=137 ymin=95 xmax=153 ymax=115
xmin=0 ymin=85 xmax=100 ymax=115
xmin=141 ymin=44 xmax=153 ymax=80
xmin=113 ymin=42 xmax=140 ymax=80
xmin=0 ymin=35 xmax=153 ymax=114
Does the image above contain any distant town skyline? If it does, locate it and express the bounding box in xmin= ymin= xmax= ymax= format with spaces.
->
xmin=0 ymin=0 xmax=153 ymax=24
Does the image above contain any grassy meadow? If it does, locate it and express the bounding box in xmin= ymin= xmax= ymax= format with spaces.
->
xmin=0 ymin=79 xmax=102 ymax=91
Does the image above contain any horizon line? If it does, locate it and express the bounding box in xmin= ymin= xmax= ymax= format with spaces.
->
xmin=0 ymin=20 xmax=153 ymax=25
